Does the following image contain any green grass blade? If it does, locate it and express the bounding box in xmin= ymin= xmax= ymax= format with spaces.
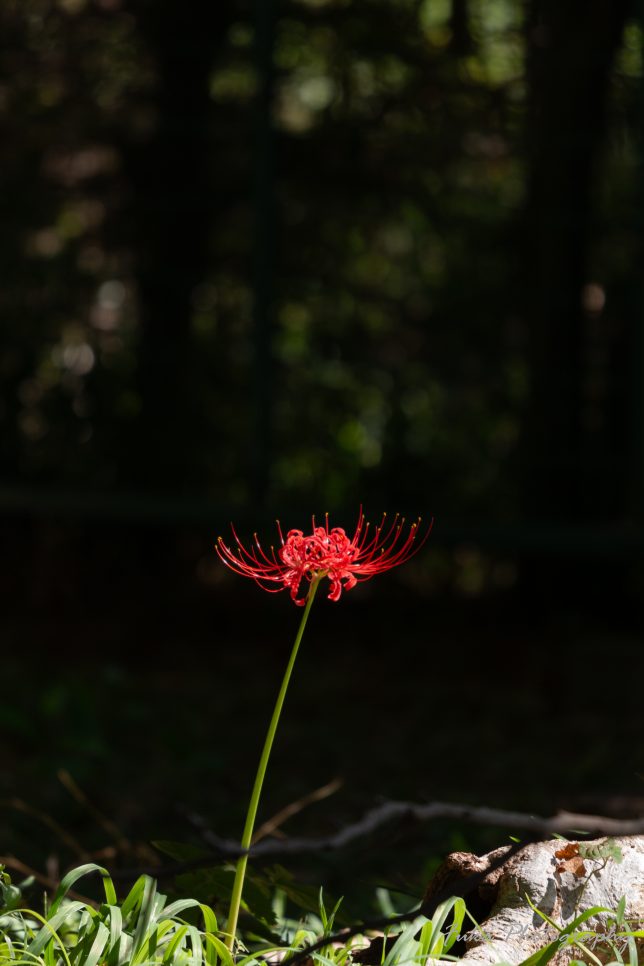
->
xmin=198 ymin=903 xmax=218 ymax=936
xmin=443 ymin=897 xmax=466 ymax=953
xmin=162 ymin=899 xmax=207 ymax=920
xmin=142 ymin=916 xmax=176 ymax=961
xmin=0 ymin=934 xmax=16 ymax=960
xmin=131 ymin=876 xmax=157 ymax=958
xmin=78 ymin=920 xmax=110 ymax=966
xmin=625 ymin=934 xmax=639 ymax=966
xmin=49 ymin=865 xmax=115 ymax=916
xmin=119 ymin=876 xmax=147 ymax=922
xmin=114 ymin=930 xmax=133 ymax=966
xmin=382 ymin=916 xmax=426 ymax=966
xmin=419 ymin=896 xmax=464 ymax=956
xmin=203 ymin=932 xmax=239 ymax=966
xmin=103 ymin=903 xmax=123 ymax=959
xmin=25 ymin=903 xmax=85 ymax=959
xmin=317 ymin=888 xmax=327 ymax=931
xmin=519 ymin=905 xmax=616 ymax=966
xmin=324 ymin=896 xmax=344 ymax=935
xmin=186 ymin=923 xmax=204 ymax=963
xmin=162 ymin=923 xmax=188 ymax=963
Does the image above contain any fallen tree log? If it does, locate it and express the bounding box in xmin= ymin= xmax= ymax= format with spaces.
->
xmin=423 ymin=836 xmax=644 ymax=964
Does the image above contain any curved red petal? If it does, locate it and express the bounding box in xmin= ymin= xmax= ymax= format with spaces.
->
xmin=216 ymin=512 xmax=432 ymax=603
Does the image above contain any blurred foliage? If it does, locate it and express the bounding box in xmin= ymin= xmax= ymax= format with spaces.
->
xmin=1 ymin=0 xmax=643 ymax=906
xmin=0 ymin=0 xmax=642 ymax=525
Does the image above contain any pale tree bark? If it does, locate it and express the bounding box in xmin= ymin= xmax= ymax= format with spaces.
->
xmin=424 ymin=837 xmax=644 ymax=965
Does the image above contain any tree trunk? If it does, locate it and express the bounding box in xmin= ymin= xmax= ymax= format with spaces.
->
xmin=518 ymin=0 xmax=632 ymax=606
xmin=450 ymin=0 xmax=473 ymax=56
xmin=124 ymin=2 xmax=233 ymax=492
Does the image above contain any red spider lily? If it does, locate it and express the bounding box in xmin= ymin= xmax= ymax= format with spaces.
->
xmin=216 ymin=510 xmax=431 ymax=605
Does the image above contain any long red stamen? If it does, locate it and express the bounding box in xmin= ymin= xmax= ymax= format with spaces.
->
xmin=216 ymin=512 xmax=431 ymax=603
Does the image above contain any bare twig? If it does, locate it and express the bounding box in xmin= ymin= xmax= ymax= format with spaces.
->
xmin=252 ymin=778 xmax=343 ymax=844
xmin=111 ymin=799 xmax=644 ymax=881
xmin=0 ymin=797 xmax=89 ymax=860
xmin=57 ymin=769 xmax=159 ymax=866
xmin=58 ymin=769 xmax=129 ymax=851
xmin=183 ymin=779 xmax=344 ymax=850
xmin=199 ymin=800 xmax=644 ymax=856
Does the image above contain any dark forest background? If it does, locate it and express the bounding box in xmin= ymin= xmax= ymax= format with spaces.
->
xmin=2 ymin=0 xmax=644 ymax=913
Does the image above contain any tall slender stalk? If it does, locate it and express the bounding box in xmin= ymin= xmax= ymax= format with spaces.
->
xmin=225 ymin=578 xmax=321 ymax=951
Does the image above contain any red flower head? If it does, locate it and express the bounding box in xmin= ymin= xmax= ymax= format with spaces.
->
xmin=216 ymin=510 xmax=431 ymax=605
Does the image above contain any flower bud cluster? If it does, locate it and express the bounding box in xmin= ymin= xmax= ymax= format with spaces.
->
xmin=279 ymin=525 xmax=360 ymax=604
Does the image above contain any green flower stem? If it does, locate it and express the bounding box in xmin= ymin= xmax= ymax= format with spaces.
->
xmin=225 ymin=577 xmax=321 ymax=951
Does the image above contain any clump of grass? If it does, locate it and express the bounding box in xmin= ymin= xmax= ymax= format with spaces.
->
xmin=274 ymin=889 xmax=468 ymax=966
xmin=0 ymin=862 xmax=232 ymax=966
xmin=7 ymin=858 xmax=643 ymax=966
xmin=0 ymin=864 xmax=472 ymax=966
xmin=519 ymin=895 xmax=644 ymax=966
